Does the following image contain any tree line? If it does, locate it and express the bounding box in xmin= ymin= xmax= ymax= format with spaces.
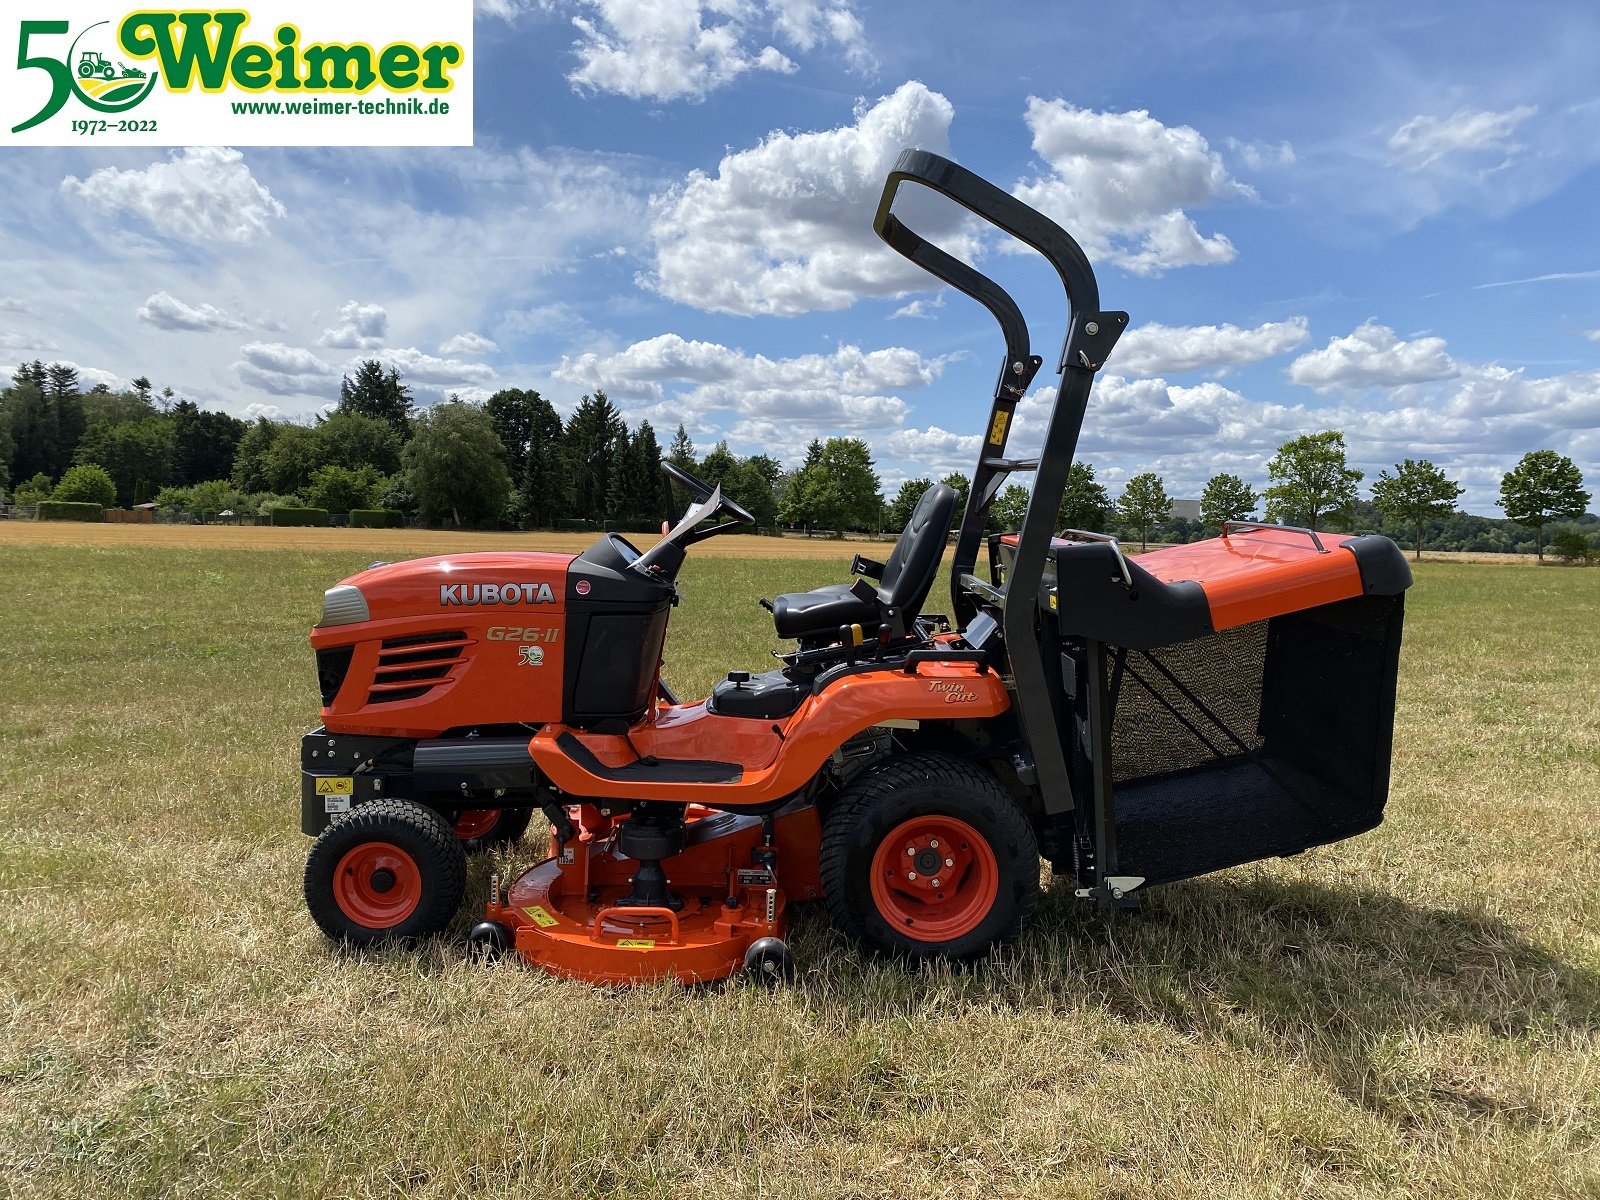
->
xmin=1 ymin=360 xmax=1592 ymax=558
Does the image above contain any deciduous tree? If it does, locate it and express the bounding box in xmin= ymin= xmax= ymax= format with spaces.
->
xmin=403 ymin=401 xmax=511 ymax=528
xmin=52 ymin=463 xmax=116 ymax=507
xmin=940 ymin=472 xmax=970 ymax=530
xmin=887 ymin=478 xmax=933 ymax=531
xmin=484 ymin=388 xmax=544 ymax=482
xmin=1371 ymin=458 xmax=1464 ymax=560
xmin=818 ymin=438 xmax=882 ymax=531
xmin=1058 ymin=461 xmax=1110 ymax=532
xmin=313 ymin=411 xmax=402 ymax=477
xmin=1117 ymin=471 xmax=1171 ymax=550
xmin=75 ymin=418 xmax=174 ymax=506
xmin=231 ymin=417 xmax=281 ymax=493
xmin=1498 ymin=450 xmax=1591 ymax=560
xmin=304 ymin=464 xmax=385 ymax=514
xmin=991 ymin=483 xmax=1031 ymax=532
xmin=1199 ymin=472 xmax=1257 ymax=529
xmin=1264 ymin=430 xmax=1363 ymax=530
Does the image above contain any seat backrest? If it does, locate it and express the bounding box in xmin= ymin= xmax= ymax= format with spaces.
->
xmin=879 ymin=482 xmax=956 ymax=620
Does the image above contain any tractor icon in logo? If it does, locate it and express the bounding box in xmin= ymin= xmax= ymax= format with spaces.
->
xmin=77 ymin=51 xmax=147 ymax=83
xmin=69 ymin=24 xmax=157 ymax=108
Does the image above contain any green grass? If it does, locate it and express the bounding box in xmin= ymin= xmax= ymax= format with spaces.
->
xmin=0 ymin=545 xmax=1596 ymax=1198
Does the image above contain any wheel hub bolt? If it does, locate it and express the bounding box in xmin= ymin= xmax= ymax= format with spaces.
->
xmin=930 ymin=878 xmax=942 ymax=888
xmin=907 ymin=871 xmax=917 ymax=880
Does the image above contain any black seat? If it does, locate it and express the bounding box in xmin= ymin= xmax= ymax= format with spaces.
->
xmin=772 ymin=482 xmax=956 ymax=641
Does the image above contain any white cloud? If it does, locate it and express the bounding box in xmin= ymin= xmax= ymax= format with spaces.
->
xmin=881 ymin=425 xmax=982 ymax=476
xmin=1586 ymin=329 xmax=1600 ymax=343
xmin=555 ymin=332 xmax=942 ymax=434
xmin=1288 ymin=321 xmax=1458 ymax=391
xmin=1227 ymin=138 xmax=1296 ymax=171
xmin=1113 ymin=317 xmax=1309 ymax=377
xmin=440 ymin=331 xmax=500 ymax=356
xmin=767 ymin=0 xmax=875 ymax=72
xmin=648 ymin=81 xmax=962 ymax=315
xmin=136 ymin=291 xmax=247 ymax=333
xmin=568 ymin=0 xmax=795 ymax=101
xmin=1475 ymin=269 xmax=1600 ymax=291
xmin=890 ymin=294 xmax=945 ymax=320
xmin=1014 ymin=98 xmax=1253 ymax=275
xmin=61 ymin=147 xmax=286 ymax=244
xmin=565 ymin=0 xmax=870 ymax=102
xmin=374 ymin=347 xmax=497 ymax=387
xmin=476 ymin=0 xmax=533 ymax=17
xmin=234 ymin=341 xmax=340 ymax=396
xmin=317 ymin=301 xmax=389 ymax=350
xmin=1388 ymin=106 xmax=1537 ymax=171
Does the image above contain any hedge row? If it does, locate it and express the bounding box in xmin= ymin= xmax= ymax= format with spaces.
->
xmin=269 ymin=506 xmax=329 ymax=527
xmin=350 ymin=509 xmax=405 ymax=528
xmin=37 ymin=502 xmax=104 ymax=522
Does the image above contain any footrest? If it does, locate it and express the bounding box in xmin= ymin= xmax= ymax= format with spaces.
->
xmin=555 ymin=732 xmax=742 ymax=784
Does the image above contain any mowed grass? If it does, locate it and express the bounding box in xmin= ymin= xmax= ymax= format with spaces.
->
xmin=0 ymin=532 xmax=1596 ymax=1199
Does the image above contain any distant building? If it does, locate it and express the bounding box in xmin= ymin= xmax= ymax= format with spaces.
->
xmin=1169 ymin=498 xmax=1201 ymax=522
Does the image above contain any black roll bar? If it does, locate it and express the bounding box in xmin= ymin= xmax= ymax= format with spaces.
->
xmin=873 ymin=148 xmax=1128 ymax=816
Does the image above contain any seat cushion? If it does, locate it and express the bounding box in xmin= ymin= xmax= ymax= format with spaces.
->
xmin=772 ymin=586 xmax=878 ymax=640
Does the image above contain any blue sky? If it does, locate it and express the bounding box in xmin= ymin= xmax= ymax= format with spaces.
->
xmin=2 ymin=0 xmax=1597 ymax=512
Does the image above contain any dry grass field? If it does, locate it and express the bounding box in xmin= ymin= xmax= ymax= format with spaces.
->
xmin=0 ymin=522 xmax=1595 ymax=1198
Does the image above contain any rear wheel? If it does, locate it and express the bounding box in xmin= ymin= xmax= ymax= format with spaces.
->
xmin=305 ymin=799 xmax=467 ymax=945
xmin=820 ymin=752 xmax=1038 ymax=960
xmin=450 ymin=806 xmax=533 ymax=854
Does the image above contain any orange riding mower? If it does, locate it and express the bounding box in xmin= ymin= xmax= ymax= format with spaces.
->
xmin=299 ymin=150 xmax=1413 ymax=985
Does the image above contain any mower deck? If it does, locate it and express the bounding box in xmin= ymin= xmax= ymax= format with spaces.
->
xmin=484 ymin=805 xmax=822 ymax=985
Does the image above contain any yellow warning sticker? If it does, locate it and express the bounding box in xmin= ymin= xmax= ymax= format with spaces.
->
xmin=1048 ymin=591 xmax=1058 ymax=610
xmin=989 ymin=410 xmax=1010 ymax=445
xmin=617 ymin=938 xmax=656 ymax=949
xmin=524 ymin=905 xmax=558 ymax=928
xmin=315 ymin=777 xmax=354 ymax=795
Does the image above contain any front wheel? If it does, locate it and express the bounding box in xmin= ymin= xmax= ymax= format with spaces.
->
xmin=820 ymin=753 xmax=1039 ymax=960
xmin=304 ymin=799 xmax=467 ymax=945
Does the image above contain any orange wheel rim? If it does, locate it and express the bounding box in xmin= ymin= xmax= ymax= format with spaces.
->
xmin=333 ymin=841 xmax=421 ymax=928
xmin=452 ymin=809 xmax=499 ymax=840
xmin=869 ymin=815 xmax=999 ymax=943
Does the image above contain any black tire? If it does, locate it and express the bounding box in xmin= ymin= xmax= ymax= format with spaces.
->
xmin=820 ymin=752 xmax=1039 ymax=961
xmin=450 ymin=806 xmax=533 ymax=855
xmin=304 ymin=799 xmax=467 ymax=946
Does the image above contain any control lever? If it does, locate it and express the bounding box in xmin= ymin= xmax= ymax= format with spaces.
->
xmin=758 ymin=597 xmax=774 ymax=613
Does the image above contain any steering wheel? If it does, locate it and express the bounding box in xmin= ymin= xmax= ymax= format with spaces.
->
xmin=661 ymin=461 xmax=755 ymax=525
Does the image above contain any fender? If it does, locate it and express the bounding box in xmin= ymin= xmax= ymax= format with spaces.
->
xmin=529 ymin=661 xmax=1009 ymax=804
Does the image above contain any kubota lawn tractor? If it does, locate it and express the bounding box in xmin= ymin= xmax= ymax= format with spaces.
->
xmin=299 ymin=150 xmax=1413 ymax=985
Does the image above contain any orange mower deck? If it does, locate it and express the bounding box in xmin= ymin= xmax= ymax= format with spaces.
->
xmin=481 ymin=805 xmax=822 ymax=985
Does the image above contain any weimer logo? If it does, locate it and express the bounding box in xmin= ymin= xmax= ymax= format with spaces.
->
xmin=4 ymin=3 xmax=473 ymax=147
xmin=11 ymin=19 xmax=161 ymax=132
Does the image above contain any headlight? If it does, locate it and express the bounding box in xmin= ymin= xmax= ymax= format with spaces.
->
xmin=318 ymin=584 xmax=370 ymax=627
